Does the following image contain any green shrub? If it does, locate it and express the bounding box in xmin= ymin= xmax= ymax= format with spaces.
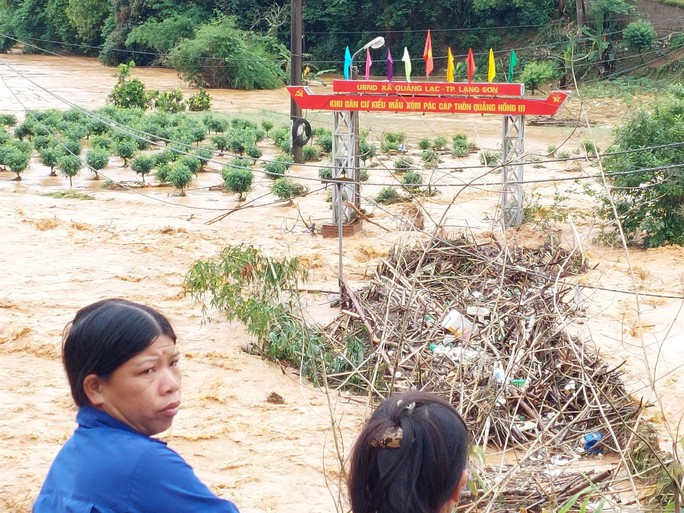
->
xmin=381 ymin=131 xmax=407 ymax=153
xmin=480 ymin=150 xmax=501 ymax=166
xmin=557 ymin=149 xmax=571 ymax=159
xmin=547 ymin=144 xmax=557 ymax=156
xmin=317 ymin=130 xmax=333 ymax=153
xmin=452 ymin=133 xmax=471 ymax=157
xmin=394 ymin=155 xmax=414 ymax=172
xmin=0 ymin=114 xmax=17 ymax=127
xmin=360 ymin=140 xmax=378 ymax=164
xmin=359 ymin=169 xmax=369 ymax=182
xmin=152 ymin=89 xmax=186 ymax=113
xmin=187 ymin=88 xmax=212 ymax=111
xmin=246 ymin=146 xmax=262 ymax=160
xmin=302 ymin=145 xmax=319 ymax=162
xmin=271 ymin=177 xmax=306 ymax=202
xmin=418 ymin=138 xmax=431 ymax=150
xmin=261 ymin=119 xmax=274 ymax=136
xmin=375 ymin=186 xmax=400 ymax=204
xmin=90 ymin=135 xmax=113 ymax=151
xmin=599 ymin=93 xmax=684 ymax=247
xmin=402 ymin=171 xmax=423 ymax=192
xmin=209 ymin=130 xmax=231 ymax=150
xmin=519 ymin=61 xmax=560 ymax=93
xmin=581 ymin=140 xmax=600 ymax=157
xmin=622 ymin=20 xmax=656 ymax=55
xmin=264 ymin=153 xmax=294 ymax=179
xmin=433 ymin=136 xmax=448 ymax=151
xmin=109 ymin=62 xmax=150 ymax=110
xmin=179 ymin=154 xmax=202 ymax=174
xmin=421 ymin=149 xmax=439 ymax=168
xmin=318 ymin=167 xmax=333 ymax=181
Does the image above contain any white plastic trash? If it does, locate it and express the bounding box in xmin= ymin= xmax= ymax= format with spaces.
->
xmin=441 ymin=309 xmax=478 ymax=341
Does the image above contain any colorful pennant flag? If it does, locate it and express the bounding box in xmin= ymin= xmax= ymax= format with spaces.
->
xmin=365 ymin=47 xmax=372 ymax=80
xmin=344 ymin=46 xmax=352 ymax=80
xmin=467 ymin=48 xmax=476 ymax=83
xmin=488 ymin=48 xmax=496 ymax=82
xmin=423 ymin=29 xmax=434 ymax=79
xmin=508 ymin=50 xmax=519 ymax=83
xmin=402 ymin=47 xmax=412 ymax=82
xmin=387 ymin=48 xmax=393 ymax=82
xmin=446 ymin=47 xmax=455 ymax=83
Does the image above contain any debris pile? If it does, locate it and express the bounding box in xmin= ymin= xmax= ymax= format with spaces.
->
xmin=323 ymin=237 xmax=650 ymax=510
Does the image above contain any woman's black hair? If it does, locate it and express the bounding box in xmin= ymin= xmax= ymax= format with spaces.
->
xmin=62 ymin=298 xmax=177 ymax=407
xmin=348 ymin=391 xmax=470 ymax=513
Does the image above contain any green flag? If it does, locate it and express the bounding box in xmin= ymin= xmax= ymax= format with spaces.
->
xmin=508 ymin=50 xmax=518 ymax=83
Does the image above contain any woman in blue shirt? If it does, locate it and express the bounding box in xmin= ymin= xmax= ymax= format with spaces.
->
xmin=33 ymin=298 xmax=240 ymax=513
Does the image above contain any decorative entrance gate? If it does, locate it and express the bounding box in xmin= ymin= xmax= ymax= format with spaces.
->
xmin=288 ymin=80 xmax=569 ymax=230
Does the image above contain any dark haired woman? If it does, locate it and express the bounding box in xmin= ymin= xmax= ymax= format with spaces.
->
xmin=348 ymin=391 xmax=469 ymax=513
xmin=33 ymin=298 xmax=240 ymax=513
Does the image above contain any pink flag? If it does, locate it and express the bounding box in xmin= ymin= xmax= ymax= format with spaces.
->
xmin=387 ymin=48 xmax=393 ymax=82
xmin=365 ymin=47 xmax=372 ymax=80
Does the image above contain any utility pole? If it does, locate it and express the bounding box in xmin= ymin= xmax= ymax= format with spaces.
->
xmin=290 ymin=0 xmax=303 ymax=163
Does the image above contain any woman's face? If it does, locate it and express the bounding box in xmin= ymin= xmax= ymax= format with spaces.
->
xmin=86 ymin=335 xmax=182 ymax=436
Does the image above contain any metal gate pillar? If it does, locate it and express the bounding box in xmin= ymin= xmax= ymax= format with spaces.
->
xmin=501 ymin=115 xmax=525 ymax=227
xmin=331 ymin=110 xmax=358 ymax=225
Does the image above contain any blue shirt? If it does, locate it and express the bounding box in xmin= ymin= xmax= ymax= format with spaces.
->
xmin=33 ymin=406 xmax=240 ymax=513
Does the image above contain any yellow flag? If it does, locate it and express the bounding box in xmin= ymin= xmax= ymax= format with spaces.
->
xmin=446 ymin=47 xmax=455 ymax=83
xmin=488 ymin=48 xmax=496 ymax=82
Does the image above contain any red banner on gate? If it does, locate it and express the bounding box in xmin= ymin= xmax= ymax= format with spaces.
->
xmin=288 ymin=86 xmax=569 ymax=116
xmin=332 ymin=80 xmax=524 ymax=97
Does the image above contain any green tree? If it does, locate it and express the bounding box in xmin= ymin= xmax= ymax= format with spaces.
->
xmin=85 ymin=148 xmax=109 ymax=179
xmin=39 ymin=146 xmax=63 ymax=176
xmin=167 ymin=161 xmax=193 ymax=195
xmin=3 ymin=146 xmax=30 ymax=180
xmin=67 ymin=0 xmax=111 ymax=45
xmin=130 ymin=154 xmax=155 ymax=183
xmin=166 ymin=16 xmax=287 ymax=90
xmin=600 ymin=91 xmax=684 ymax=247
xmin=222 ymin=165 xmax=254 ymax=201
xmin=57 ymin=154 xmax=82 ymax=188
xmin=114 ymin=139 xmax=137 ymax=166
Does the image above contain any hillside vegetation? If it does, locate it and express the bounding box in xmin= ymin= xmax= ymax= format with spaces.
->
xmin=0 ymin=0 xmax=681 ymax=89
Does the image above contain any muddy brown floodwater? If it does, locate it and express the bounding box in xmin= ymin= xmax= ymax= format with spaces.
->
xmin=0 ymin=53 xmax=683 ymax=512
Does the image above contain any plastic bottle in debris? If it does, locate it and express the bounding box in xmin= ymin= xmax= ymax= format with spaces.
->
xmin=492 ymin=362 xmax=505 ymax=383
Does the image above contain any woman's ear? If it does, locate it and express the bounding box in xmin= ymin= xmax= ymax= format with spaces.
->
xmin=450 ymin=470 xmax=469 ymax=503
xmin=83 ymin=374 xmax=104 ymax=407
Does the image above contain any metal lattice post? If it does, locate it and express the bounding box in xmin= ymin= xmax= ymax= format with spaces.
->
xmin=501 ymin=115 xmax=525 ymax=227
xmin=331 ymin=110 xmax=358 ymax=225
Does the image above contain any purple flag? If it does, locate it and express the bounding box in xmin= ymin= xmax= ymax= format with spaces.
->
xmin=365 ymin=47 xmax=372 ymax=80
xmin=387 ymin=48 xmax=393 ymax=82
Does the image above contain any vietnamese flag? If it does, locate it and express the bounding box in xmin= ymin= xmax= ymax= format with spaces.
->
xmin=446 ymin=47 xmax=455 ymax=82
xmin=423 ymin=29 xmax=434 ymax=78
xmin=467 ymin=48 xmax=476 ymax=83
xmin=365 ymin=47 xmax=372 ymax=80
xmin=387 ymin=48 xmax=393 ymax=82
xmin=487 ymin=48 xmax=496 ymax=82
xmin=402 ymin=47 xmax=412 ymax=82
